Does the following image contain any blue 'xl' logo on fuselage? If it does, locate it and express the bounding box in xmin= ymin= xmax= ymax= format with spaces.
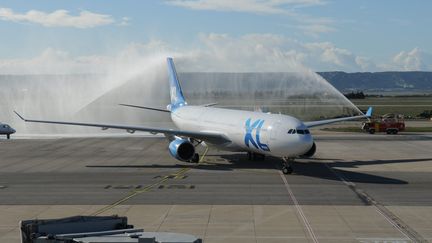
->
xmin=244 ymin=118 xmax=270 ymax=152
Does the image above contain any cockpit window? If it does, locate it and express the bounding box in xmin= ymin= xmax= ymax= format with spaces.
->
xmin=289 ymin=129 xmax=310 ymax=135
xmin=2 ymin=125 xmax=8 ymax=128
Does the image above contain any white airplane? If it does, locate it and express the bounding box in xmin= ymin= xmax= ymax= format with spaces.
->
xmin=15 ymin=57 xmax=372 ymax=174
xmin=0 ymin=122 xmax=16 ymax=139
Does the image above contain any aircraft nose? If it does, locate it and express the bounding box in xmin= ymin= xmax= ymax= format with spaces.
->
xmin=303 ymin=134 xmax=313 ymax=145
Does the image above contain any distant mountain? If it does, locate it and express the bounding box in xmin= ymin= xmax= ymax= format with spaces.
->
xmin=318 ymin=71 xmax=432 ymax=92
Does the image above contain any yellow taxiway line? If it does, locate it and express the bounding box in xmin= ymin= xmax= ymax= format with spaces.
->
xmin=91 ymin=146 xmax=209 ymax=216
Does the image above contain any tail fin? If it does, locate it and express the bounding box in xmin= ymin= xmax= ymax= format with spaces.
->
xmin=167 ymin=57 xmax=187 ymax=111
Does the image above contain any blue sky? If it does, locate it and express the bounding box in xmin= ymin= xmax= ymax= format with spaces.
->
xmin=0 ymin=0 xmax=431 ymax=72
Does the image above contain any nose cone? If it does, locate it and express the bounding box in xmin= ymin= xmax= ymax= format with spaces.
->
xmin=11 ymin=128 xmax=16 ymax=134
xmin=300 ymin=133 xmax=313 ymax=149
xmin=296 ymin=123 xmax=314 ymax=152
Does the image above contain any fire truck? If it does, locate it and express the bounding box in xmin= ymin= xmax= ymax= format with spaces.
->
xmin=362 ymin=113 xmax=405 ymax=134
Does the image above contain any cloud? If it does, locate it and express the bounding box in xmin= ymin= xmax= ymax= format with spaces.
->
xmin=0 ymin=8 xmax=115 ymax=28
xmin=297 ymin=23 xmax=336 ymax=37
xmin=4 ymin=34 xmax=432 ymax=74
xmin=178 ymin=33 xmax=304 ymax=72
xmin=118 ymin=17 xmax=130 ymax=26
xmin=180 ymin=33 xmax=374 ymax=72
xmin=302 ymin=42 xmax=376 ymax=71
xmin=389 ymin=48 xmax=432 ymax=71
xmin=0 ymin=41 xmax=172 ymax=75
xmin=165 ymin=0 xmax=325 ymax=14
xmin=0 ymin=48 xmax=112 ymax=74
xmin=165 ymin=0 xmax=333 ymax=36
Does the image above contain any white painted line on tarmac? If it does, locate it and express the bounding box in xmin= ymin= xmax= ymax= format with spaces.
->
xmin=356 ymin=238 xmax=409 ymax=243
xmin=323 ymin=163 xmax=424 ymax=242
xmin=279 ymin=172 xmax=319 ymax=243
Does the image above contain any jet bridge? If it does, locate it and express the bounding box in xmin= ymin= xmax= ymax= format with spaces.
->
xmin=20 ymin=215 xmax=202 ymax=243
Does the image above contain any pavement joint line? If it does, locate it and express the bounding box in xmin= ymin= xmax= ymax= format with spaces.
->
xmin=323 ymin=163 xmax=426 ymax=243
xmin=279 ymin=171 xmax=319 ymax=243
xmin=90 ymin=146 xmax=209 ymax=216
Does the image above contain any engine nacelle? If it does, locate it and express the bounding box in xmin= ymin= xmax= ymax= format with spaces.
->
xmin=168 ymin=139 xmax=195 ymax=162
xmin=301 ymin=142 xmax=316 ymax=158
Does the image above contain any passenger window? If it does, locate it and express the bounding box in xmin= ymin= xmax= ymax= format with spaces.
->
xmin=287 ymin=129 xmax=293 ymax=134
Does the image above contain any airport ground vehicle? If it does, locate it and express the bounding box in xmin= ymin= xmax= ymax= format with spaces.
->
xmin=362 ymin=113 xmax=405 ymax=134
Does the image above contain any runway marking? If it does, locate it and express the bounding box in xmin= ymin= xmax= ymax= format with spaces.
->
xmin=356 ymin=237 xmax=409 ymax=243
xmin=158 ymin=184 xmax=195 ymax=189
xmin=324 ymin=163 xmax=426 ymax=243
xmin=91 ymin=146 xmax=209 ymax=216
xmin=279 ymin=172 xmax=319 ymax=243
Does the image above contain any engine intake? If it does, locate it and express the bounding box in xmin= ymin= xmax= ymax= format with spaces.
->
xmin=168 ymin=139 xmax=195 ymax=161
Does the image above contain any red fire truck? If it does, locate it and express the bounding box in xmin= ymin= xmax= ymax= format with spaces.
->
xmin=362 ymin=113 xmax=405 ymax=134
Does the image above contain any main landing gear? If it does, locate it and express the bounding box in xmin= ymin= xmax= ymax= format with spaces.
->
xmin=188 ymin=138 xmax=206 ymax=163
xmin=282 ymin=157 xmax=294 ymax=174
xmin=190 ymin=153 xmax=200 ymax=163
xmin=247 ymin=152 xmax=265 ymax=161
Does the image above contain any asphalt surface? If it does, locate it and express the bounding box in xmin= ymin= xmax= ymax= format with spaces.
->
xmin=0 ymin=134 xmax=431 ymax=206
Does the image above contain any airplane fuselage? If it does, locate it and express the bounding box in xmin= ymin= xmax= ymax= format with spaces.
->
xmin=0 ymin=123 xmax=16 ymax=139
xmin=172 ymin=106 xmax=314 ymax=157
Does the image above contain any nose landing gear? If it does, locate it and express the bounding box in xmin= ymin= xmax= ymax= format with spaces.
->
xmin=282 ymin=157 xmax=294 ymax=174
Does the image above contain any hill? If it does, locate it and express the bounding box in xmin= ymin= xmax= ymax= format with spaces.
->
xmin=318 ymin=71 xmax=432 ymax=92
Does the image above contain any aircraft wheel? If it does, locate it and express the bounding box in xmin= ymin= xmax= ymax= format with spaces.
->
xmin=191 ymin=153 xmax=200 ymax=163
xmin=253 ymin=153 xmax=265 ymax=161
xmin=282 ymin=166 xmax=293 ymax=174
xmin=6 ymin=134 xmax=10 ymax=139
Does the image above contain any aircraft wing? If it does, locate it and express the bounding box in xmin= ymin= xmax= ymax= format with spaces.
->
xmin=304 ymin=107 xmax=372 ymax=128
xmin=14 ymin=111 xmax=231 ymax=145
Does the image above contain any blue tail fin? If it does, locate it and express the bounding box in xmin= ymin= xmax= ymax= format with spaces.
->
xmin=365 ymin=106 xmax=373 ymax=117
xmin=167 ymin=57 xmax=187 ymax=111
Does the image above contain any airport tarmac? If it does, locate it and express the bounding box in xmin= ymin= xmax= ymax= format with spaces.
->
xmin=0 ymin=133 xmax=432 ymax=242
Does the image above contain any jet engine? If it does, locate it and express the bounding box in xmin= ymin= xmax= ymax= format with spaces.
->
xmin=168 ymin=139 xmax=195 ymax=161
xmin=301 ymin=142 xmax=316 ymax=158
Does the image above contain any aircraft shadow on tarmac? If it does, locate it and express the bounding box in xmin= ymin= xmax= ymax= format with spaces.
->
xmin=86 ymin=154 xmax=432 ymax=185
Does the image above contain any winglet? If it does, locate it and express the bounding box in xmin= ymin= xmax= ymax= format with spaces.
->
xmin=365 ymin=107 xmax=373 ymax=117
xmin=14 ymin=111 xmax=26 ymax=121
